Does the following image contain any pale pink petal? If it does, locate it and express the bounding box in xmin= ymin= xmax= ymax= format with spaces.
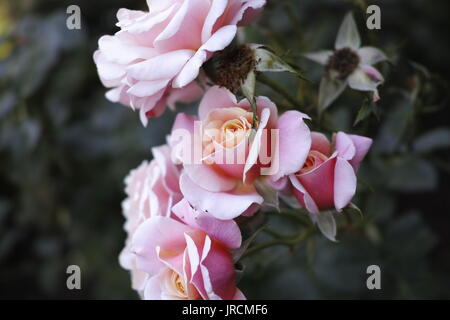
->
xmin=243 ymin=108 xmax=270 ymax=181
xmin=347 ymin=134 xmax=373 ymax=171
xmin=184 ymin=163 xmax=237 ymax=192
xmin=289 ymin=174 xmax=319 ymax=214
xmin=132 ymin=216 xmax=192 ymax=275
xmin=311 ymin=132 xmax=331 ymax=156
xmin=198 ymin=86 xmax=238 ymax=120
xmin=167 ymin=82 xmax=204 ymax=110
xmin=201 ymin=0 xmax=228 ymax=43
xmin=199 ymin=235 xmax=236 ymax=300
xmin=334 ymin=131 xmax=356 ymax=161
xmin=173 ymin=25 xmax=238 ymax=88
xmin=98 ymin=35 xmax=154 ymax=64
xmin=172 ymin=112 xmax=197 ymax=133
xmin=172 ymin=199 xmax=242 ymax=249
xmin=272 ymin=111 xmax=311 ymax=181
xmin=143 ymin=272 xmax=165 ymax=300
xmin=232 ymin=0 xmax=266 ymax=26
xmin=180 ymin=173 xmax=263 ymax=220
xmin=127 ymin=49 xmax=195 ymax=81
xmin=118 ymin=6 xmax=175 ymax=34
xmin=154 ymin=0 xmax=190 ymax=43
xmin=333 ymin=157 xmax=357 ymax=211
xmin=127 ymin=79 xmax=170 ymax=97
xmin=93 ymin=51 xmax=126 ymax=85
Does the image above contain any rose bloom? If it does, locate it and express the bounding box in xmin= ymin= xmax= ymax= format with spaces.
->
xmin=119 ymin=145 xmax=182 ymax=295
xmin=131 ymin=199 xmax=244 ymax=300
xmin=289 ymin=131 xmax=372 ymax=214
xmin=170 ymin=86 xmax=311 ymax=220
xmin=94 ymin=0 xmax=266 ymax=126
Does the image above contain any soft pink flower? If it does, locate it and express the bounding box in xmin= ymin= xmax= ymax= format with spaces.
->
xmin=131 ymin=199 xmax=244 ymax=300
xmin=305 ymin=13 xmax=387 ymax=111
xmin=170 ymin=86 xmax=311 ymax=220
xmin=119 ymin=145 xmax=182 ymax=295
xmin=289 ymin=132 xmax=372 ymax=214
xmin=94 ymin=0 xmax=266 ymax=126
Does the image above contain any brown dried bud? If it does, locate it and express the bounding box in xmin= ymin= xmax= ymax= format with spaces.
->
xmin=215 ymin=44 xmax=257 ymax=93
xmin=326 ymin=47 xmax=360 ymax=79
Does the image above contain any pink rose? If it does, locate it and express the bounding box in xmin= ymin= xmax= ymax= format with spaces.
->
xmin=119 ymin=145 xmax=182 ymax=295
xmin=170 ymin=86 xmax=311 ymax=220
xmin=289 ymin=132 xmax=372 ymax=214
xmin=94 ymin=0 xmax=266 ymax=126
xmin=131 ymin=199 xmax=244 ymax=300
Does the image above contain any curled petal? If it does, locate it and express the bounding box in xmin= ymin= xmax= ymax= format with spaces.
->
xmin=172 ymin=199 xmax=242 ymax=249
xmin=272 ymin=111 xmax=312 ymax=181
xmin=173 ymin=25 xmax=238 ymax=88
xmin=333 ymin=158 xmax=357 ymax=211
xmin=346 ymin=134 xmax=373 ymax=171
xmin=334 ymin=131 xmax=356 ymax=161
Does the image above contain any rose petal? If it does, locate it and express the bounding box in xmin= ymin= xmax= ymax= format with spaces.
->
xmin=180 ymin=173 xmax=263 ymax=220
xmin=333 ymin=157 xmax=357 ymax=211
xmin=272 ymin=111 xmax=311 ymax=181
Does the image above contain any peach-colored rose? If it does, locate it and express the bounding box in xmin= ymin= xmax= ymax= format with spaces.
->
xmin=170 ymin=86 xmax=312 ymax=220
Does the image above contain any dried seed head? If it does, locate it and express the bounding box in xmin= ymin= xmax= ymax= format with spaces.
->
xmin=326 ymin=47 xmax=360 ymax=79
xmin=215 ymin=44 xmax=257 ymax=93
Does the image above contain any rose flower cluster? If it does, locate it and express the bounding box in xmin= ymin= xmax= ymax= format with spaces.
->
xmin=94 ymin=1 xmax=379 ymax=300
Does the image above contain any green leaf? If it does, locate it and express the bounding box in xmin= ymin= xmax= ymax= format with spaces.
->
xmin=252 ymin=45 xmax=305 ymax=78
xmin=381 ymin=156 xmax=438 ymax=192
xmin=241 ymin=70 xmax=256 ymax=103
xmin=343 ymin=202 xmax=364 ymax=220
xmin=254 ymin=179 xmax=279 ymax=210
xmin=315 ymin=210 xmax=337 ymax=242
xmin=232 ymin=225 xmax=265 ymax=263
xmin=413 ymin=127 xmax=450 ymax=154
xmin=353 ymin=96 xmax=379 ymax=126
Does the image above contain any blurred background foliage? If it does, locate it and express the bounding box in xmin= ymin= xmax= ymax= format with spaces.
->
xmin=0 ymin=0 xmax=449 ymax=299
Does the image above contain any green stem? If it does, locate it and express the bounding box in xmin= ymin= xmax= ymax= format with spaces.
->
xmin=268 ymin=209 xmax=311 ymax=228
xmin=257 ymin=74 xmax=301 ymax=107
xmin=240 ymin=228 xmax=315 ymax=260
